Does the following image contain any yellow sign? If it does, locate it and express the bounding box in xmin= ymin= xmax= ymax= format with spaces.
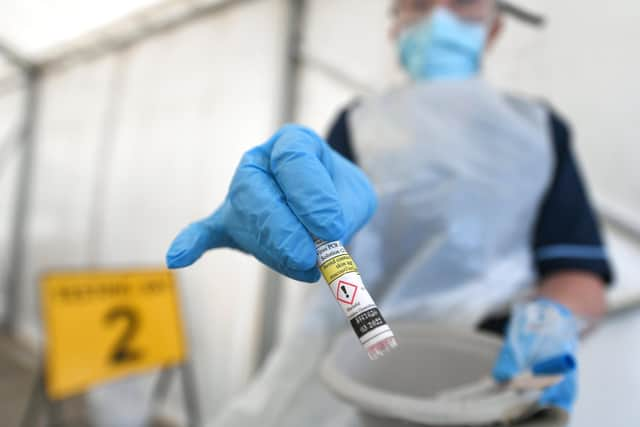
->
xmin=42 ymin=269 xmax=186 ymax=399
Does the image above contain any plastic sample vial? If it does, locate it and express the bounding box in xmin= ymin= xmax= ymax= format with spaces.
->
xmin=315 ymin=239 xmax=397 ymax=360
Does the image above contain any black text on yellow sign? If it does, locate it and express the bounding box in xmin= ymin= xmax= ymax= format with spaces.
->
xmin=42 ymin=269 xmax=186 ymax=400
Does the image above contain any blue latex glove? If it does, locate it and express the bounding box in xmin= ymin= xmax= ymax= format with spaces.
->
xmin=493 ymin=298 xmax=579 ymax=412
xmin=166 ymin=124 xmax=377 ymax=282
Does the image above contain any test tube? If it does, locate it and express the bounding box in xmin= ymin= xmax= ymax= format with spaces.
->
xmin=314 ymin=239 xmax=397 ymax=360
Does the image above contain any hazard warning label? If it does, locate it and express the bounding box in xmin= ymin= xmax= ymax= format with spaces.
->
xmin=336 ymin=280 xmax=357 ymax=305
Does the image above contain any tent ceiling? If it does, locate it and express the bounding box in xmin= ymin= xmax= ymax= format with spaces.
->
xmin=0 ymin=0 xmax=544 ymax=68
xmin=0 ymin=0 xmax=239 ymax=86
xmin=0 ymin=0 xmax=161 ymax=60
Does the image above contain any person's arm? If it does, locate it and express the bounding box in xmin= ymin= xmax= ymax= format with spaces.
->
xmin=533 ymin=109 xmax=613 ymax=326
xmin=491 ymin=108 xmax=612 ymax=412
xmin=538 ymin=272 xmax=606 ymax=323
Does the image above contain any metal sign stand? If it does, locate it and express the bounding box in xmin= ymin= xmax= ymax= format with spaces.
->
xmin=20 ymin=366 xmax=63 ymax=427
xmin=20 ymin=360 xmax=201 ymax=427
xmin=148 ymin=360 xmax=202 ymax=427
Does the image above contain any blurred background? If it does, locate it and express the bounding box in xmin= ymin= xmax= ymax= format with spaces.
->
xmin=0 ymin=0 xmax=639 ymax=426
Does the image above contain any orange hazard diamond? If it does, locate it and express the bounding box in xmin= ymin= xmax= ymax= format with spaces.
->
xmin=336 ymin=280 xmax=357 ymax=305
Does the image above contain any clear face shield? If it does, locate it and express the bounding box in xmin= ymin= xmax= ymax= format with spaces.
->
xmin=390 ymin=0 xmax=497 ymax=39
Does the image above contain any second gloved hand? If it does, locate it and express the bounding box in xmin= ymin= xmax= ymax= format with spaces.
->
xmin=166 ymin=124 xmax=377 ymax=282
xmin=493 ymin=299 xmax=579 ymax=412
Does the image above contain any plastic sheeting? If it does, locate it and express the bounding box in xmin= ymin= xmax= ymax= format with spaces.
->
xmin=2 ymin=0 xmax=288 ymax=423
xmin=573 ymin=309 xmax=640 ymax=426
xmin=302 ymin=0 xmax=404 ymax=91
xmin=484 ymin=0 xmax=640 ymax=214
xmin=18 ymin=58 xmax=118 ymax=340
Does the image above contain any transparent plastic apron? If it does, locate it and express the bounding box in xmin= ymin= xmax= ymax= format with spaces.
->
xmin=349 ymin=78 xmax=553 ymax=327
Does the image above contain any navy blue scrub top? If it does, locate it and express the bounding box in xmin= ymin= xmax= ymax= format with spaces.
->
xmin=326 ymin=105 xmax=614 ymax=286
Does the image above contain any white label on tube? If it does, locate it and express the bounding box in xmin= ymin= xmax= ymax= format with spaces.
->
xmin=315 ymin=240 xmax=393 ymax=348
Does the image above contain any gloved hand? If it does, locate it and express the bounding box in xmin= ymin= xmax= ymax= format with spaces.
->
xmin=166 ymin=124 xmax=377 ymax=282
xmin=493 ymin=298 xmax=579 ymax=412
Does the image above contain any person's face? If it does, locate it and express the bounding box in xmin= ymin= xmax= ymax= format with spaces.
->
xmin=389 ymin=0 xmax=497 ymax=39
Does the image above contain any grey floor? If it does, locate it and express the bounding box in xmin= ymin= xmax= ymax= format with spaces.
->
xmin=0 ymin=334 xmax=90 ymax=427
xmin=0 ymin=333 xmax=184 ymax=426
xmin=0 ymin=334 xmax=38 ymax=427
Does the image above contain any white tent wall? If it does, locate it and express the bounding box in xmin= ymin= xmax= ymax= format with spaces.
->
xmin=2 ymin=0 xmax=288 ymax=424
xmin=300 ymin=0 xmax=404 ymax=91
xmin=483 ymin=0 xmax=640 ymax=215
xmin=17 ymin=58 xmax=117 ymax=341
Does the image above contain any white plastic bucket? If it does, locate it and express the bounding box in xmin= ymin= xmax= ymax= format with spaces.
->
xmin=321 ymin=323 xmax=569 ymax=426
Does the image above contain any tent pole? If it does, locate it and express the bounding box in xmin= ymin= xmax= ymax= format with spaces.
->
xmin=2 ymin=65 xmax=40 ymax=335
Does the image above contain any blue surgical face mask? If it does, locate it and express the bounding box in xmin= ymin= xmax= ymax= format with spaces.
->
xmin=397 ymin=7 xmax=488 ymax=81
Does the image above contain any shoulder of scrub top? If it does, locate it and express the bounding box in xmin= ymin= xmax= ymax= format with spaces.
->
xmin=326 ymin=101 xmax=360 ymax=165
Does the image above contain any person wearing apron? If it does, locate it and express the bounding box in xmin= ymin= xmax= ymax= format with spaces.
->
xmin=167 ymin=1 xmax=612 ymax=424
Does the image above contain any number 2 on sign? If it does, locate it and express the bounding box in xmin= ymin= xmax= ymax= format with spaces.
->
xmin=104 ymin=306 xmax=143 ymax=364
